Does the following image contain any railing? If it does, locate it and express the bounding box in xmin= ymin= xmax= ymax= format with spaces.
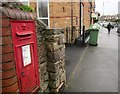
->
xmin=82 ymin=26 xmax=90 ymax=44
xmin=64 ymin=26 xmax=90 ymax=46
xmin=64 ymin=26 xmax=80 ymax=44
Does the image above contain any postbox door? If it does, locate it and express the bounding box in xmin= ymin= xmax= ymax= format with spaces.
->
xmin=16 ymin=44 xmax=37 ymax=92
xmin=11 ymin=20 xmax=39 ymax=92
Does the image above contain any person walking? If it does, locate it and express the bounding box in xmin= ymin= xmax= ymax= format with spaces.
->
xmin=107 ymin=23 xmax=112 ymax=34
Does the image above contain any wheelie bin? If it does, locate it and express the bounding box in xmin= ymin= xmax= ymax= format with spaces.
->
xmin=89 ymin=23 xmax=100 ymax=46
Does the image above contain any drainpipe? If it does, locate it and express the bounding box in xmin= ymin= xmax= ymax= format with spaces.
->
xmin=90 ymin=2 xmax=92 ymax=25
xmin=79 ymin=0 xmax=81 ymax=37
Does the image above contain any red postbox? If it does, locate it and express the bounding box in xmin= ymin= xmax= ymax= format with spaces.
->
xmin=11 ymin=20 xmax=40 ymax=93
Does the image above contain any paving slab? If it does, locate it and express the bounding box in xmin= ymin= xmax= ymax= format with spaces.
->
xmin=65 ymin=28 xmax=118 ymax=92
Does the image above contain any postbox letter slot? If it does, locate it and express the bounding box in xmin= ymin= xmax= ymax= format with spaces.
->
xmin=16 ymin=32 xmax=33 ymax=37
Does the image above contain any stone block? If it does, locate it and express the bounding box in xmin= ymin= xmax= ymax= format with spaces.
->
xmin=60 ymin=71 xmax=66 ymax=84
xmin=37 ymin=44 xmax=47 ymax=58
xmin=47 ymin=61 xmax=60 ymax=73
xmin=50 ymin=82 xmax=65 ymax=92
xmin=49 ymin=72 xmax=59 ymax=80
xmin=40 ymin=56 xmax=47 ymax=64
xmin=44 ymin=72 xmax=49 ymax=81
xmin=59 ymin=68 xmax=65 ymax=76
xmin=40 ymin=77 xmax=44 ymax=86
xmin=59 ymin=61 xmax=65 ymax=69
xmin=58 ymin=44 xmax=65 ymax=50
xmin=58 ymin=34 xmax=66 ymax=45
xmin=43 ymin=88 xmax=49 ymax=93
xmin=49 ymin=79 xmax=60 ymax=89
xmin=47 ymin=51 xmax=61 ymax=63
xmin=43 ymin=29 xmax=62 ymax=36
xmin=45 ymin=42 xmax=59 ymax=52
xmin=60 ymin=54 xmax=65 ymax=61
xmin=60 ymin=46 xmax=65 ymax=51
xmin=45 ymin=35 xmax=60 ymax=42
xmin=40 ymin=81 xmax=49 ymax=92
xmin=40 ymin=72 xmax=49 ymax=85
xmin=39 ymin=62 xmax=47 ymax=76
xmin=37 ymin=34 xmax=43 ymax=42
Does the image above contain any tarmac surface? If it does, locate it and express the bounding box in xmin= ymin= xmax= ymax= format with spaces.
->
xmin=65 ymin=27 xmax=118 ymax=92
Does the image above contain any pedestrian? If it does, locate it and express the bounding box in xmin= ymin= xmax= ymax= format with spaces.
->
xmin=107 ymin=23 xmax=112 ymax=34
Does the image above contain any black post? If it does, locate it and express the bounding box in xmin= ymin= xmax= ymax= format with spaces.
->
xmin=66 ymin=27 xmax=68 ymax=43
xmin=82 ymin=25 xmax=85 ymax=44
xmin=71 ymin=2 xmax=73 ymax=42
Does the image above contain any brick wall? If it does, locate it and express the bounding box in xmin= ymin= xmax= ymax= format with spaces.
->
xmin=1 ymin=14 xmax=19 ymax=92
xmin=29 ymin=0 xmax=37 ymax=12
xmin=1 ymin=3 xmax=67 ymax=93
xmin=49 ymin=1 xmax=93 ymax=30
xmin=1 ymin=6 xmax=38 ymax=93
xmin=83 ymin=1 xmax=91 ymax=29
xmin=29 ymin=1 xmax=95 ymax=44
xmin=49 ymin=2 xmax=80 ymax=43
xmin=49 ymin=2 xmax=80 ymax=28
xmin=49 ymin=2 xmax=71 ymax=28
xmin=29 ymin=1 xmax=95 ymax=30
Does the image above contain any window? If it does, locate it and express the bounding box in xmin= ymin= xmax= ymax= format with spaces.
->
xmin=20 ymin=0 xmax=29 ymax=5
xmin=37 ymin=0 xmax=49 ymax=27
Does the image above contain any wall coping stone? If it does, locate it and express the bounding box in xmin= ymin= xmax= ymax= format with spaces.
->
xmin=0 ymin=6 xmax=35 ymax=20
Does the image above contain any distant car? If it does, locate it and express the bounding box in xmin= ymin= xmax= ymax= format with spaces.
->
xmin=115 ymin=24 xmax=120 ymax=28
xmin=117 ymin=26 xmax=120 ymax=34
xmin=102 ymin=22 xmax=108 ymax=28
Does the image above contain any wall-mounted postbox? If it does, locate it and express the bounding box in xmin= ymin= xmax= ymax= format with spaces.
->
xmin=11 ymin=20 xmax=40 ymax=92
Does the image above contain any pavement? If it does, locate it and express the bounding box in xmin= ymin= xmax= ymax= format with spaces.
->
xmin=64 ymin=27 xmax=118 ymax=92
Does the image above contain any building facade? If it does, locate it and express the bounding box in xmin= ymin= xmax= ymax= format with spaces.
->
xmin=22 ymin=0 xmax=95 ymax=43
xmin=22 ymin=0 xmax=95 ymax=30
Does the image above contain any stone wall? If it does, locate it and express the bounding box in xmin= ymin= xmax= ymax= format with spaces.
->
xmin=43 ymin=29 xmax=66 ymax=92
xmin=36 ymin=19 xmax=49 ymax=93
xmin=36 ymin=19 xmax=66 ymax=93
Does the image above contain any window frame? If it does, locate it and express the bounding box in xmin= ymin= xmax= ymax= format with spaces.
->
xmin=37 ymin=0 xmax=50 ymax=27
xmin=21 ymin=0 xmax=30 ymax=6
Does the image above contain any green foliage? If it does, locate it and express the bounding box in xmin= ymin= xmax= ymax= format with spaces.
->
xmin=19 ymin=5 xmax=34 ymax=12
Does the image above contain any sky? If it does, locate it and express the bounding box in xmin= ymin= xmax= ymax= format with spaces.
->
xmin=95 ymin=0 xmax=120 ymax=15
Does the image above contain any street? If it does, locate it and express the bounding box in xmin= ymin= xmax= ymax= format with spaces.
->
xmin=65 ymin=27 xmax=118 ymax=92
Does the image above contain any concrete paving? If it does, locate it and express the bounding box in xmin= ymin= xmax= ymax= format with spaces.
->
xmin=64 ymin=27 xmax=118 ymax=92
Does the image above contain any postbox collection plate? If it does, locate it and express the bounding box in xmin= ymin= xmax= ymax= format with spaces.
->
xmin=11 ymin=20 xmax=40 ymax=92
xmin=22 ymin=45 xmax=31 ymax=67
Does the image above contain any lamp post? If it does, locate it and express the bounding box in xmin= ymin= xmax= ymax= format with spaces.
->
xmin=103 ymin=1 xmax=109 ymax=16
xmin=103 ymin=2 xmax=104 ymax=15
